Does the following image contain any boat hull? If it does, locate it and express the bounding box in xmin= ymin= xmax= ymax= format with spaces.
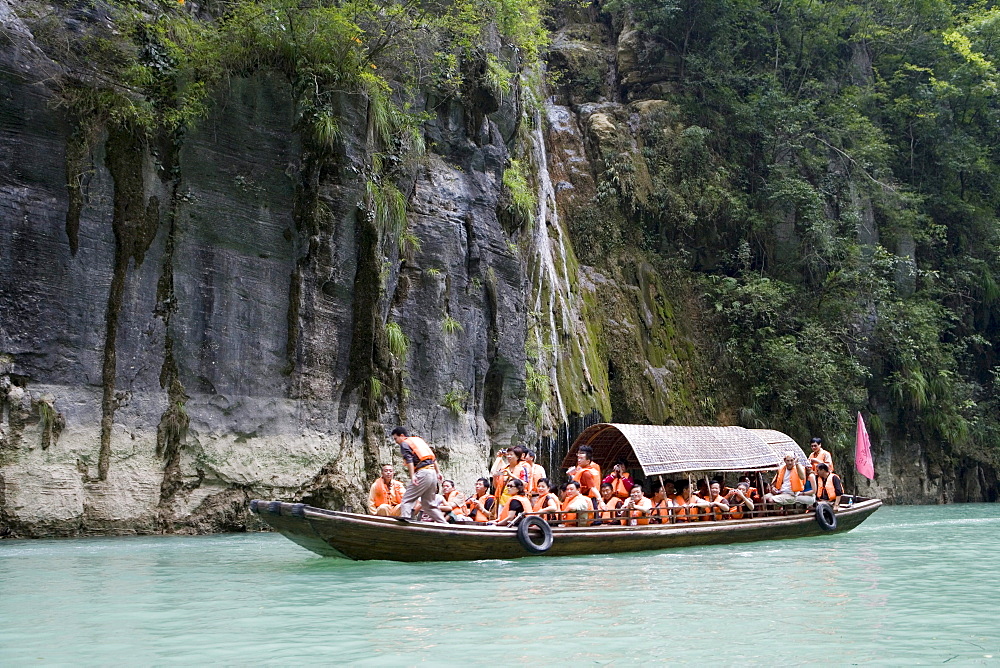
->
xmin=250 ymin=498 xmax=882 ymax=562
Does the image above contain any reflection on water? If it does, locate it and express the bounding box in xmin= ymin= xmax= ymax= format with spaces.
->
xmin=1 ymin=505 xmax=998 ymax=664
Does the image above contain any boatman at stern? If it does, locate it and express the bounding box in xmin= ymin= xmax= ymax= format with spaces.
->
xmin=391 ymin=427 xmax=447 ymax=523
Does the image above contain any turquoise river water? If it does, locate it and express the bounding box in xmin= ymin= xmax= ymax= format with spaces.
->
xmin=1 ymin=504 xmax=998 ymax=665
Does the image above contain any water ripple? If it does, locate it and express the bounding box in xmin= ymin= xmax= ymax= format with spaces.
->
xmin=1 ymin=505 xmax=998 ymax=664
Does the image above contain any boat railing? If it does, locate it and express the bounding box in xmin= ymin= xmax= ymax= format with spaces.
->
xmin=517 ymin=498 xmax=863 ymax=527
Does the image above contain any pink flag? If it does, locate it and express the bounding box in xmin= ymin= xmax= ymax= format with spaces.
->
xmin=855 ymin=412 xmax=875 ymax=480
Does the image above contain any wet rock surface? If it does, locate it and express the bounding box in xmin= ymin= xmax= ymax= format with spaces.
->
xmin=1 ymin=2 xmax=995 ymax=536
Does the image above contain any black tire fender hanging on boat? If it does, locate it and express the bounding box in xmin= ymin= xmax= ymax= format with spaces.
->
xmin=814 ymin=502 xmax=838 ymax=531
xmin=517 ymin=516 xmax=554 ymax=554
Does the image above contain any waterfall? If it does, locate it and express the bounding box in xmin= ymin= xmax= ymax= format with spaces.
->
xmin=525 ymin=99 xmax=603 ymax=475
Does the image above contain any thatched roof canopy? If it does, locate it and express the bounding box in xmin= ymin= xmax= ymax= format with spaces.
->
xmin=560 ymin=423 xmax=808 ymax=476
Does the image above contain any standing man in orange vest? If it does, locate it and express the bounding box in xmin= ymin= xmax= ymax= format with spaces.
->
xmin=367 ymin=463 xmax=405 ymax=516
xmin=807 ymin=437 xmax=834 ymax=473
xmin=567 ymin=445 xmax=602 ymax=499
xmin=391 ymin=426 xmax=446 ymax=523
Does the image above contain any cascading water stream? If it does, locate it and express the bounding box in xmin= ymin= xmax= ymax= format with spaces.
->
xmin=526 ymin=101 xmax=597 ymax=434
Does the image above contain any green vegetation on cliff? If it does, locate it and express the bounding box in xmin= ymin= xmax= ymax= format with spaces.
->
xmin=590 ymin=0 xmax=1000 ymax=466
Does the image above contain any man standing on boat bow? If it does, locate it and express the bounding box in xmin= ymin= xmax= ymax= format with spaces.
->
xmin=391 ymin=427 xmax=447 ymax=523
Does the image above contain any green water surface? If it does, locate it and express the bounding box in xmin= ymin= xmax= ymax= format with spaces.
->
xmin=1 ymin=504 xmax=998 ymax=665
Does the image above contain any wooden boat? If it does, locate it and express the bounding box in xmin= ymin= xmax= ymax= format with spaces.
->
xmin=251 ymin=424 xmax=882 ymax=561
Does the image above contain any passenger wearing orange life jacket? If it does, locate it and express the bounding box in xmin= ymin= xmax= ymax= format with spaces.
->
xmin=725 ymin=481 xmax=756 ymax=520
xmin=367 ymin=464 xmax=406 ymax=516
xmin=532 ymin=478 xmax=560 ymax=519
xmin=737 ymin=475 xmax=761 ymax=502
xmin=648 ymin=482 xmax=676 ymax=524
xmin=795 ymin=466 xmax=818 ymax=507
xmin=815 ymin=463 xmax=844 ymax=509
xmin=620 ymin=483 xmax=653 ymax=525
xmin=701 ymin=481 xmax=731 ymax=521
xmin=808 ymin=437 xmax=835 ymax=473
xmin=597 ymin=482 xmax=622 ymax=524
xmin=492 ymin=479 xmax=533 ymax=526
xmin=602 ymin=459 xmax=635 ymax=500
xmin=763 ymin=452 xmax=808 ymax=507
xmin=567 ymin=445 xmax=602 ymax=499
xmin=462 ymin=477 xmax=496 ymax=523
xmin=493 ymin=446 xmax=531 ymax=508
xmin=673 ymin=479 xmax=702 ymax=522
xmin=438 ymin=479 xmax=466 ymax=520
xmin=560 ymin=480 xmax=594 ymax=526
xmin=525 ymin=449 xmax=546 ymax=495
xmin=391 ymin=426 xmax=446 ymax=523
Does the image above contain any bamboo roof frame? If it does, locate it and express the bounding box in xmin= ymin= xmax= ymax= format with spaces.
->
xmin=560 ymin=423 xmax=809 ymax=476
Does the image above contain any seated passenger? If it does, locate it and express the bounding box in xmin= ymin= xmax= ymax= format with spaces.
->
xmin=764 ymin=452 xmax=808 ymax=507
xmin=738 ymin=475 xmax=761 ymax=501
xmin=648 ymin=483 xmax=675 ymax=523
xmin=815 ymin=463 xmax=843 ymax=509
xmin=620 ymin=483 xmax=653 ymax=525
xmin=598 ymin=482 xmax=622 ymax=523
xmin=673 ymin=479 xmax=702 ymax=521
xmin=602 ymin=459 xmax=634 ymax=499
xmin=701 ymin=481 xmax=730 ymax=521
xmin=439 ymin=479 xmax=466 ymax=520
xmin=463 ymin=477 xmax=496 ymax=522
xmin=556 ymin=482 xmax=569 ymax=504
xmin=493 ymin=479 xmax=533 ymax=526
xmin=560 ymin=480 xmax=594 ymax=526
xmin=532 ymin=477 xmax=561 ymax=518
xmin=725 ymin=481 xmax=756 ymax=519
xmin=367 ymin=464 xmax=405 ymax=516
xmin=796 ymin=466 xmax=818 ymax=508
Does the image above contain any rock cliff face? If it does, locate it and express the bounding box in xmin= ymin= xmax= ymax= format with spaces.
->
xmin=0 ymin=1 xmax=995 ymax=536
xmin=0 ymin=1 xmax=529 ymax=535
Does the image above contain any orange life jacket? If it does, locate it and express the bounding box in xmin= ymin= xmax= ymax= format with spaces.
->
xmin=572 ymin=463 xmax=602 ymax=498
xmin=771 ymin=464 xmax=804 ymax=493
xmin=809 ymin=448 xmax=834 ymax=473
xmin=561 ymin=491 xmax=592 ymax=525
xmin=610 ymin=474 xmax=632 ymax=500
xmin=466 ymin=494 xmax=494 ymax=522
xmin=370 ymin=478 xmax=404 ymax=509
xmin=816 ymin=475 xmax=839 ymax=503
xmin=673 ymin=494 xmax=699 ymax=522
xmin=498 ymin=495 xmax=533 ymax=523
xmin=442 ymin=489 xmax=464 ymax=514
xmin=405 ymin=436 xmax=435 ymax=463
xmin=726 ymin=491 xmax=749 ymax=520
xmin=528 ymin=464 xmax=545 ymax=494
xmin=532 ymin=493 xmax=559 ymax=517
xmin=703 ymin=494 xmax=726 ymax=521
xmin=649 ymin=497 xmax=673 ymax=523
xmin=496 ymin=462 xmax=530 ymax=506
xmin=628 ymin=497 xmax=653 ymax=525
xmin=598 ymin=496 xmax=622 ymax=523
